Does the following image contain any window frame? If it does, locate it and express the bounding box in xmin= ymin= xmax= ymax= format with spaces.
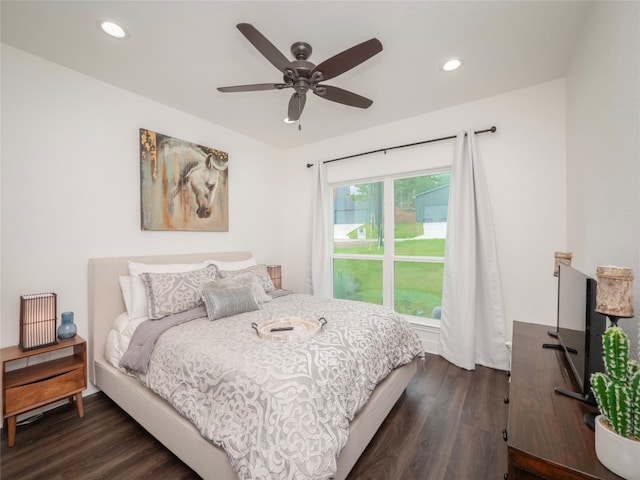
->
xmin=330 ymin=168 xmax=450 ymax=326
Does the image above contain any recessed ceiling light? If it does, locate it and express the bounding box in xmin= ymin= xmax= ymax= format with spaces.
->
xmin=99 ymin=20 xmax=127 ymax=39
xmin=442 ymin=58 xmax=462 ymax=72
xmin=283 ymin=117 xmax=296 ymax=124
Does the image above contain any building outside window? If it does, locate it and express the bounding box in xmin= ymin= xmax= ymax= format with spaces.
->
xmin=332 ymin=172 xmax=450 ymax=321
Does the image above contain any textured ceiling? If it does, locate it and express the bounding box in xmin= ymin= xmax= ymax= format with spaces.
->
xmin=1 ymin=1 xmax=590 ymax=149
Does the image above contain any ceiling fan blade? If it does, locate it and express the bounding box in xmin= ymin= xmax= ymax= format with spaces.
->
xmin=287 ymin=92 xmax=307 ymax=121
xmin=236 ymin=23 xmax=290 ymax=72
xmin=313 ymin=85 xmax=373 ymax=109
xmin=312 ymin=38 xmax=382 ymax=82
xmin=217 ymin=83 xmax=289 ymax=93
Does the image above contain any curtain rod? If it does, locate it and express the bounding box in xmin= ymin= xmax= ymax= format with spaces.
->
xmin=306 ymin=126 xmax=497 ymax=168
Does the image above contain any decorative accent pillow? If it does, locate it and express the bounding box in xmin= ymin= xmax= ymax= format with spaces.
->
xmin=219 ymin=264 xmax=275 ymax=293
xmin=209 ymin=273 xmax=272 ymax=304
xmin=127 ymin=261 xmax=219 ymax=319
xmin=201 ymin=285 xmax=260 ymax=321
xmin=141 ymin=265 xmax=219 ymax=320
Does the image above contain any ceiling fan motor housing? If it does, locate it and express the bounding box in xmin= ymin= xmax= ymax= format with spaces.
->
xmin=286 ymin=48 xmax=318 ymax=94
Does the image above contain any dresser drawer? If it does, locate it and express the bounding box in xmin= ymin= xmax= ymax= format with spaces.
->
xmin=4 ymin=367 xmax=85 ymax=415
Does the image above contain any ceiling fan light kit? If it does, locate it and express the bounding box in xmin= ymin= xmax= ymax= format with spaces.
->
xmin=218 ymin=23 xmax=382 ymax=122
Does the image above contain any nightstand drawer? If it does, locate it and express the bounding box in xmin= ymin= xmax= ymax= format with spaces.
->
xmin=4 ymin=367 xmax=85 ymax=415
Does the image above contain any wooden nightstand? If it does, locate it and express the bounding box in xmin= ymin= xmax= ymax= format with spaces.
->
xmin=2 ymin=335 xmax=87 ymax=447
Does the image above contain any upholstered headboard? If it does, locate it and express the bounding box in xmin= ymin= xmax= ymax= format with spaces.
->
xmin=87 ymin=251 xmax=253 ymax=384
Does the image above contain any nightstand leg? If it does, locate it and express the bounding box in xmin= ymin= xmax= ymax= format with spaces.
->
xmin=75 ymin=393 xmax=84 ymax=418
xmin=7 ymin=415 xmax=16 ymax=447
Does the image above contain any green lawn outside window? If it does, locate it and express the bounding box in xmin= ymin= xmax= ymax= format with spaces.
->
xmin=333 ymin=237 xmax=445 ymax=318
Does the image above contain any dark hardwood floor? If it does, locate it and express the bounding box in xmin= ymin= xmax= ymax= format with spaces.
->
xmin=1 ymin=354 xmax=509 ymax=479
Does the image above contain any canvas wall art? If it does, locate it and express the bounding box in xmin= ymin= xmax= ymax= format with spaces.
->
xmin=140 ymin=129 xmax=229 ymax=231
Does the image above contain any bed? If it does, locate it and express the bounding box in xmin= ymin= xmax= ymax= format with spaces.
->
xmin=89 ymin=251 xmax=421 ymax=480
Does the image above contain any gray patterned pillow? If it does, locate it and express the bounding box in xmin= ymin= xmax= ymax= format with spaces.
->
xmin=218 ymin=264 xmax=275 ymax=293
xmin=141 ymin=265 xmax=219 ymax=320
xmin=201 ymin=285 xmax=260 ymax=321
xmin=209 ymin=273 xmax=272 ymax=304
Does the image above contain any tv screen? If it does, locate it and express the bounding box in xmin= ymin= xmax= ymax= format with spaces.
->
xmin=555 ymin=264 xmax=606 ymax=405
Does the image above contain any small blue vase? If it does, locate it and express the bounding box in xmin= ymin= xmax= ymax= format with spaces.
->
xmin=58 ymin=311 xmax=77 ymax=340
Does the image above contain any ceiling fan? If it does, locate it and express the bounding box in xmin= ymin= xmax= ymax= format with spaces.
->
xmin=217 ymin=23 xmax=383 ymax=122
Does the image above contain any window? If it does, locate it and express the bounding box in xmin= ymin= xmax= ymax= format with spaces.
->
xmin=332 ymin=172 xmax=450 ymax=321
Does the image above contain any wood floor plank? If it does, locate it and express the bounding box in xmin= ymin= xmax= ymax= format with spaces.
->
xmin=403 ymin=364 xmax=466 ymax=479
xmin=0 ymin=354 xmax=508 ymax=479
xmin=348 ymin=388 xmax=435 ymax=479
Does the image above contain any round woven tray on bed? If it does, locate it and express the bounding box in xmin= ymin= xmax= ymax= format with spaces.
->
xmin=252 ymin=316 xmax=327 ymax=342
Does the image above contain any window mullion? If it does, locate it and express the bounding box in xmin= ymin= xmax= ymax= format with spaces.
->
xmin=383 ymin=177 xmax=394 ymax=308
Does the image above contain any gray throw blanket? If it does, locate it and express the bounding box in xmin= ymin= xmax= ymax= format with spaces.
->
xmin=119 ymin=306 xmax=206 ymax=374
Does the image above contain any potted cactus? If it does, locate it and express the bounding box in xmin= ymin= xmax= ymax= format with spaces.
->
xmin=590 ymin=326 xmax=640 ymax=479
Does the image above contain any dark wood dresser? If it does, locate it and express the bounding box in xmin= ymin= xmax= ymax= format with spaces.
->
xmin=507 ymin=321 xmax=623 ymax=479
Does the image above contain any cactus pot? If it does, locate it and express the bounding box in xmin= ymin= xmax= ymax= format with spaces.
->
xmin=595 ymin=415 xmax=640 ymax=480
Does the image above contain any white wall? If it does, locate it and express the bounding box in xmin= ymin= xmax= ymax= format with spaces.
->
xmin=566 ymin=1 xmax=640 ymax=355
xmin=281 ymin=80 xmax=568 ymax=342
xmin=1 ymin=46 xmax=287 ymax=370
xmin=8 ymin=5 xmax=634 ymax=377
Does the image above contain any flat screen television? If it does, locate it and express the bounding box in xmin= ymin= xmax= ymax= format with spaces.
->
xmin=549 ymin=264 xmax=607 ymax=405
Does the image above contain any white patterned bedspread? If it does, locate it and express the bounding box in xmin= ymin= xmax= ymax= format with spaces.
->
xmin=135 ymin=293 xmax=423 ymax=480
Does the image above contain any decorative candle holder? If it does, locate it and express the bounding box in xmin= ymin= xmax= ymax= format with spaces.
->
xmin=595 ymin=265 xmax=634 ymax=327
xmin=553 ymin=251 xmax=572 ymax=277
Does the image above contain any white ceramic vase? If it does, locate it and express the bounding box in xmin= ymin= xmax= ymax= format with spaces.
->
xmin=595 ymin=415 xmax=640 ymax=480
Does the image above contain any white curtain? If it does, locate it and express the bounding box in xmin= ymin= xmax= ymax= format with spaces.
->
xmin=439 ymin=130 xmax=509 ymax=371
xmin=306 ymin=161 xmax=332 ymax=297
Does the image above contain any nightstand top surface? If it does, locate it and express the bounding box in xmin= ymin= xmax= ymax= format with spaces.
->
xmin=1 ymin=335 xmax=86 ymax=362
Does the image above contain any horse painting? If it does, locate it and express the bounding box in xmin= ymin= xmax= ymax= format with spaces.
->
xmin=170 ymin=150 xmax=228 ymax=219
xmin=140 ymin=129 xmax=229 ymax=231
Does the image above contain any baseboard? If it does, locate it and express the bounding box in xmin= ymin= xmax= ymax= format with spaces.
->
xmin=409 ymin=320 xmax=439 ymax=355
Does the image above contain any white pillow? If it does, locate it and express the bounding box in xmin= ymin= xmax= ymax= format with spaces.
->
xmin=205 ymin=257 xmax=256 ymax=271
xmin=119 ymin=276 xmax=134 ymax=316
xmin=128 ymin=261 xmax=207 ymax=277
xmin=129 ymin=276 xmax=149 ymax=319
xmin=119 ymin=275 xmax=151 ymax=320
